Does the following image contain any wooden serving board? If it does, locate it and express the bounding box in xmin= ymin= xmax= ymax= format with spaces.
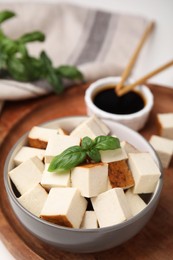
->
xmin=0 ymin=83 xmax=173 ymax=260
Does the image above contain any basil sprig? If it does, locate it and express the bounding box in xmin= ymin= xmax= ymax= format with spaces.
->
xmin=48 ymin=135 xmax=120 ymax=173
xmin=0 ymin=10 xmax=83 ymax=94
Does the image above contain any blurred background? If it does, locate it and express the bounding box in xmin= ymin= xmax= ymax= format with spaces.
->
xmin=1 ymin=0 xmax=173 ymax=88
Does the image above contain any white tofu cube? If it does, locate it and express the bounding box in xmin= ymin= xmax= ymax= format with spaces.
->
xmin=18 ymin=184 xmax=48 ymax=217
xmin=80 ymin=211 xmax=98 ymax=229
xmin=28 ymin=126 xmax=58 ymax=149
xmin=71 ymin=163 xmax=108 ymax=198
xmin=91 ymin=188 xmax=132 ymax=228
xmin=128 ymin=153 xmax=161 ymax=194
xmin=70 ymin=115 xmax=110 ymax=139
xmin=121 ymin=141 xmax=139 ymax=154
xmin=40 ymin=187 xmax=87 ymax=228
xmin=149 ymin=135 xmax=173 ymax=168
xmin=14 ymin=146 xmax=45 ymax=166
xmin=45 ymin=134 xmax=80 ymax=163
xmin=125 ymin=189 xmax=147 ymax=216
xmin=157 ymin=113 xmax=173 ymax=139
xmin=9 ymin=157 xmax=44 ymax=195
xmin=57 ymin=128 xmax=68 ymax=135
xmin=41 ymin=164 xmax=71 ymax=190
xmin=100 ymin=147 xmax=128 ymax=163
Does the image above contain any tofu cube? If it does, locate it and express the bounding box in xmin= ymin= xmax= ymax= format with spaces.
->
xmin=100 ymin=147 xmax=128 ymax=163
xmin=71 ymin=163 xmax=108 ymax=198
xmin=128 ymin=153 xmax=161 ymax=194
xmin=57 ymin=128 xmax=68 ymax=135
xmin=18 ymin=184 xmax=48 ymax=217
xmin=149 ymin=135 xmax=173 ymax=168
xmin=108 ymin=160 xmax=134 ymax=189
xmin=121 ymin=141 xmax=139 ymax=154
xmin=14 ymin=146 xmax=45 ymax=166
xmin=70 ymin=115 xmax=110 ymax=139
xmin=157 ymin=113 xmax=173 ymax=139
xmin=44 ymin=134 xmax=80 ymax=163
xmin=9 ymin=157 xmax=44 ymax=195
xmin=40 ymin=187 xmax=87 ymax=228
xmin=41 ymin=164 xmax=71 ymax=190
xmin=80 ymin=211 xmax=98 ymax=229
xmin=125 ymin=189 xmax=147 ymax=216
xmin=28 ymin=126 xmax=58 ymax=149
xmin=91 ymin=188 xmax=132 ymax=227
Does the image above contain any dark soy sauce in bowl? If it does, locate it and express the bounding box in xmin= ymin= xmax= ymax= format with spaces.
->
xmin=93 ymin=86 xmax=145 ymax=115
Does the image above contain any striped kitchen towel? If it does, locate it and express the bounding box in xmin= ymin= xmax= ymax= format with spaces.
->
xmin=0 ymin=2 xmax=150 ymax=101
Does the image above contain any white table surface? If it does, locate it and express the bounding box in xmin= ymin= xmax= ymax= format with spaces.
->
xmin=0 ymin=0 xmax=173 ymax=259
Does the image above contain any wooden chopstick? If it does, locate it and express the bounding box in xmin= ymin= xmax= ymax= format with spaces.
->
xmin=116 ymin=21 xmax=154 ymax=93
xmin=117 ymin=59 xmax=173 ymax=96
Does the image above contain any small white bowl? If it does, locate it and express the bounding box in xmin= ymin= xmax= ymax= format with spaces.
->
xmin=85 ymin=77 xmax=154 ymax=131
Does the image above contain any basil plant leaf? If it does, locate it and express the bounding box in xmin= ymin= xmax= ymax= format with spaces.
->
xmin=19 ymin=31 xmax=45 ymax=44
xmin=81 ymin=136 xmax=94 ymax=150
xmin=87 ymin=148 xmax=101 ymax=163
xmin=48 ymin=146 xmax=87 ymax=173
xmin=0 ymin=10 xmax=15 ymax=24
xmin=56 ymin=65 xmax=84 ymax=80
xmin=94 ymin=136 xmax=120 ymax=150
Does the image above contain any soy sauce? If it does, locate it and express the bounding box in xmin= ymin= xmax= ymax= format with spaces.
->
xmin=93 ymin=86 xmax=145 ymax=115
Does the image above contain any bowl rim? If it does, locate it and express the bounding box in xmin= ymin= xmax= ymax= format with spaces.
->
xmin=85 ymin=76 xmax=154 ymax=120
xmin=4 ymin=115 xmax=163 ymax=234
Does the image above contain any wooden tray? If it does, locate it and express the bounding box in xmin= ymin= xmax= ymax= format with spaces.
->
xmin=0 ymin=83 xmax=173 ymax=260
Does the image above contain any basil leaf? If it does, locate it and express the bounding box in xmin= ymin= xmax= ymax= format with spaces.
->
xmin=0 ymin=10 xmax=15 ymax=24
xmin=48 ymin=146 xmax=87 ymax=173
xmin=56 ymin=65 xmax=84 ymax=80
xmin=87 ymin=148 xmax=101 ymax=163
xmin=7 ymin=56 xmax=30 ymax=81
xmin=40 ymin=51 xmax=64 ymax=93
xmin=94 ymin=136 xmax=120 ymax=150
xmin=81 ymin=136 xmax=94 ymax=150
xmin=19 ymin=31 xmax=45 ymax=44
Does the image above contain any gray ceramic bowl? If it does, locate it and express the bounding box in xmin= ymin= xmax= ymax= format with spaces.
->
xmin=4 ymin=116 xmax=163 ymax=253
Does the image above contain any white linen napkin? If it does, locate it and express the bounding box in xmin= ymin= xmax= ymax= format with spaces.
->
xmin=0 ymin=2 xmax=149 ymax=101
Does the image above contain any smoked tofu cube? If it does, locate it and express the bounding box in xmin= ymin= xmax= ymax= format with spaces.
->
xmin=80 ymin=211 xmax=98 ymax=229
xmin=28 ymin=126 xmax=58 ymax=149
xmin=44 ymin=134 xmax=80 ymax=163
xmin=18 ymin=184 xmax=48 ymax=217
xmin=40 ymin=187 xmax=87 ymax=228
xmin=14 ymin=146 xmax=45 ymax=166
xmin=157 ymin=113 xmax=173 ymax=139
xmin=149 ymin=135 xmax=173 ymax=168
xmin=41 ymin=164 xmax=71 ymax=190
xmin=71 ymin=163 xmax=108 ymax=198
xmin=9 ymin=157 xmax=44 ymax=195
xmin=128 ymin=153 xmax=161 ymax=194
xmin=91 ymin=188 xmax=132 ymax=227
xmin=125 ymin=189 xmax=147 ymax=216
xmin=108 ymin=160 xmax=134 ymax=189
xmin=70 ymin=115 xmax=110 ymax=139
xmin=100 ymin=147 xmax=128 ymax=163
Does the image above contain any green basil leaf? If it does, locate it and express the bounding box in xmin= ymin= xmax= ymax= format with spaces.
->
xmin=56 ymin=65 xmax=84 ymax=80
xmin=0 ymin=10 xmax=15 ymax=24
xmin=40 ymin=51 xmax=52 ymax=66
xmin=81 ymin=136 xmax=94 ymax=150
xmin=87 ymin=148 xmax=101 ymax=163
xmin=40 ymin=51 xmax=64 ymax=93
xmin=94 ymin=136 xmax=120 ymax=150
xmin=48 ymin=146 xmax=86 ymax=173
xmin=19 ymin=31 xmax=45 ymax=44
xmin=7 ymin=56 xmax=30 ymax=81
